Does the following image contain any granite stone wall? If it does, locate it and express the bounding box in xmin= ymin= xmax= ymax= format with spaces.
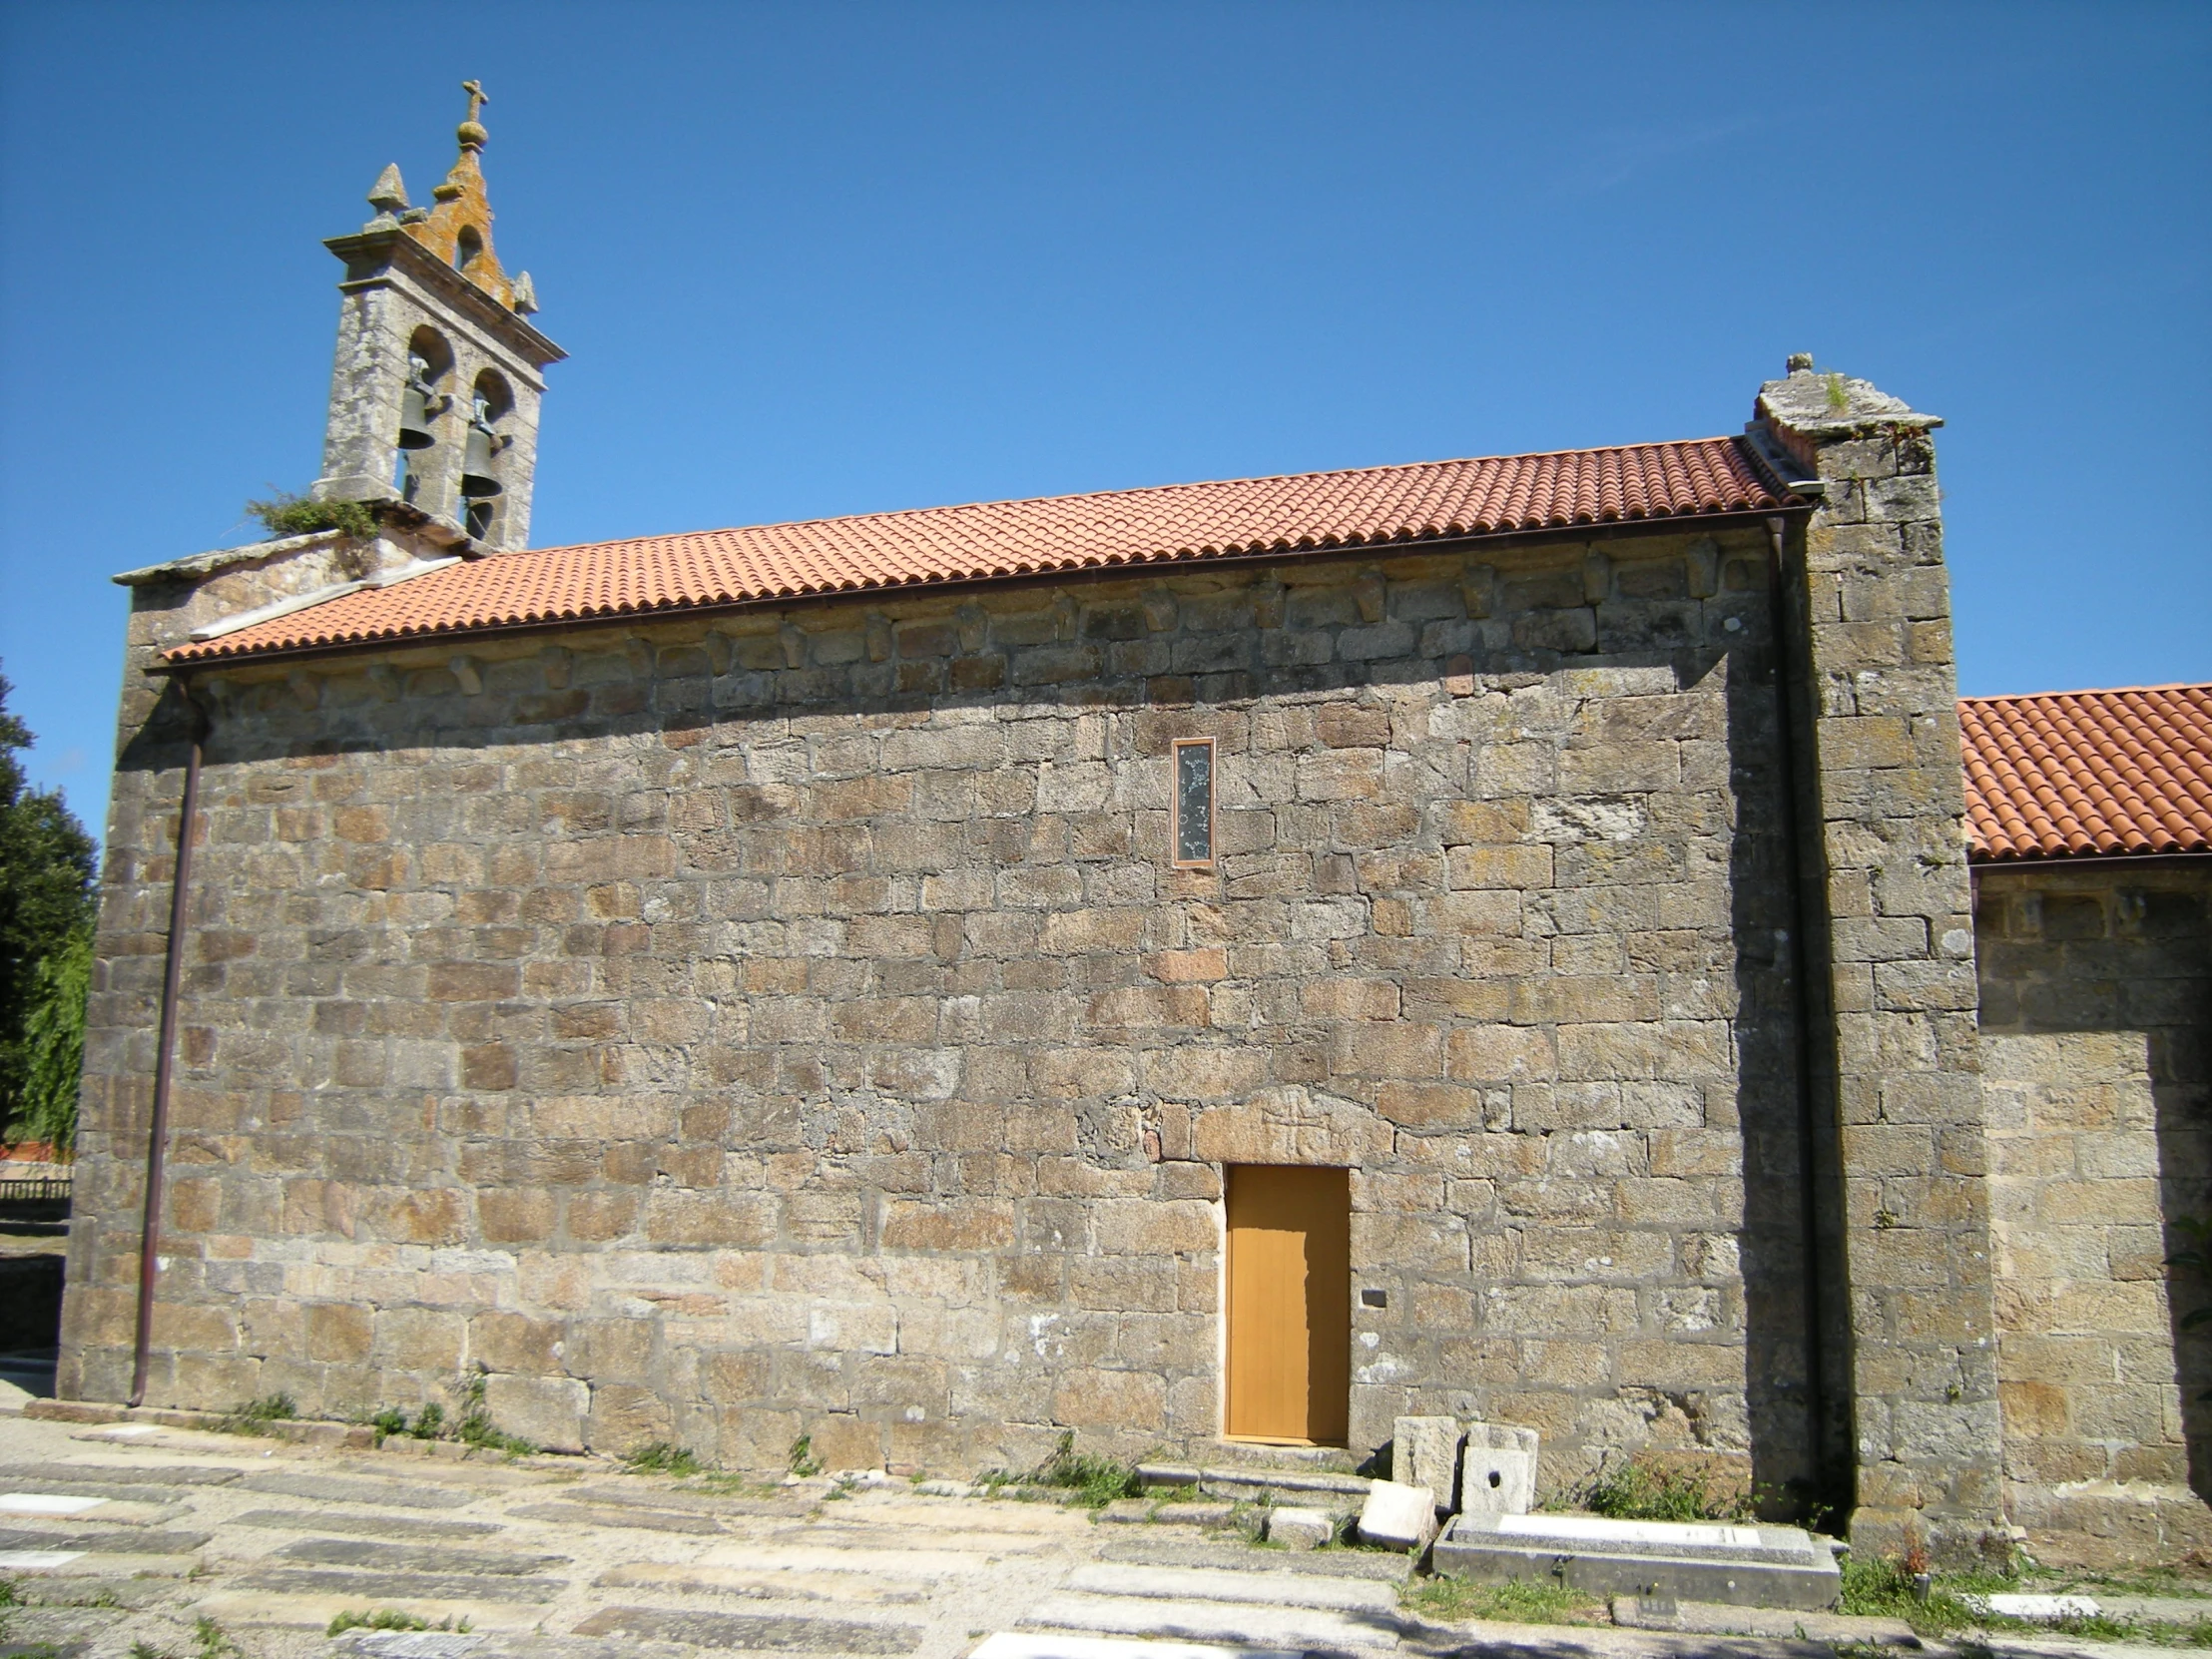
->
xmin=1760 ymin=367 xmax=2003 ymax=1558
xmin=1977 ymin=860 xmax=2212 ymax=1566
xmin=66 ymin=521 xmax=1832 ymax=1493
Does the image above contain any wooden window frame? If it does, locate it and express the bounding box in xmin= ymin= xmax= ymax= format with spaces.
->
xmin=1171 ymin=737 xmax=1217 ymax=869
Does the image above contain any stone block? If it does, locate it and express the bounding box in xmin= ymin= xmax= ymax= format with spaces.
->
xmin=1461 ymin=1421 xmax=1539 ymax=1515
xmin=1267 ymin=1506 xmax=1335 ymax=1549
xmin=1359 ymin=1479 xmax=1438 ymax=1550
xmin=484 ymin=1374 xmax=587 ymax=1454
xmin=1393 ymin=1415 xmax=1462 ymax=1512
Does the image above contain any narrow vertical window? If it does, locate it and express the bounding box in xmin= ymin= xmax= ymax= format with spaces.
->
xmin=1173 ymin=737 xmax=1215 ymax=867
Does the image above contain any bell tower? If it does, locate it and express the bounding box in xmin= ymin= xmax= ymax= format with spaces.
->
xmin=309 ymin=81 xmax=564 ymax=552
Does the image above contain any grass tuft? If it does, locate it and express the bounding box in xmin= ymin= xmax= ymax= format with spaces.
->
xmin=247 ymin=492 xmax=379 ymax=541
xmin=623 ymin=1441 xmax=705 ymax=1477
xmin=788 ymin=1434 xmax=825 ymax=1477
xmin=1404 ymin=1575 xmax=1603 ymax=1625
xmin=217 ymin=1393 xmax=297 ymax=1436
xmin=1026 ymin=1430 xmax=1142 ymax=1508
xmin=1576 ymin=1458 xmax=1753 ymax=1523
xmin=325 ymin=1608 xmax=471 ymax=1636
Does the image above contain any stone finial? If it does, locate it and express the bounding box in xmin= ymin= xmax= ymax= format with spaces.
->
xmin=1786 ymin=352 xmax=1814 ymax=373
xmin=511 ymin=271 xmax=539 ymax=314
xmin=367 ymin=164 xmax=409 ymax=215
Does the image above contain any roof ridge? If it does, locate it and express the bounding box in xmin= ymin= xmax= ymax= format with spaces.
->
xmin=515 ymin=434 xmax=1760 ymax=561
xmin=1960 ymin=682 xmax=2212 ymax=705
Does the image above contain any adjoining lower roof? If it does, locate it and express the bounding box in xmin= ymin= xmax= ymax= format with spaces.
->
xmin=166 ymin=436 xmax=1791 ymax=664
xmin=1961 ymin=685 xmax=2212 ymax=861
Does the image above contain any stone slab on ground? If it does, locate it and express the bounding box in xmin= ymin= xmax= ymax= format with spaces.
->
xmin=230 ymin=1566 xmax=568 ymax=1603
xmin=974 ymin=1638 xmax=1303 ymax=1659
xmin=196 ymin=1587 xmax=545 ymax=1633
xmin=0 ymin=1525 xmax=209 ymax=1552
xmin=332 ymin=1635 xmax=693 ymax=1659
xmin=595 ymin=1559 xmax=937 ymax=1604
xmin=570 ymin=1604 xmax=925 ymax=1652
xmin=2098 ymin=1594 xmax=2212 ymax=1624
xmin=0 ymin=1490 xmax=178 ymax=1523
xmin=0 ymin=1547 xmax=199 ymax=1576
xmin=1435 ymin=1512 xmax=1841 ymax=1611
xmin=690 ymin=1539 xmax=993 ymax=1577
xmin=272 ymin=1535 xmax=570 ymax=1575
xmin=1359 ymin=1479 xmax=1438 ymax=1550
xmin=1612 ymin=1593 xmax=1919 ymax=1643
xmin=231 ymin=1507 xmax=504 ymax=1538
xmin=242 ymin=1471 xmax=481 ymax=1508
xmin=0 ymin=1459 xmax=242 ymax=1487
xmin=1023 ymin=1589 xmax=1405 ymax=1651
xmin=1066 ymin=1561 xmax=1397 ymax=1614
xmin=503 ymin=1498 xmax=724 ymax=1532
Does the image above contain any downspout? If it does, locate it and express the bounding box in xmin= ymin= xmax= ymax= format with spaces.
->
xmin=130 ymin=680 xmax=208 ymax=1408
xmin=1765 ymin=512 xmax=1841 ymax=1520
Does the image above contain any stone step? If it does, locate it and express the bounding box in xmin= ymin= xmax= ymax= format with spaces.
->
xmin=1065 ymin=1563 xmax=1398 ymax=1615
xmin=975 ymin=1637 xmax=1303 ymax=1659
xmin=1023 ymin=1591 xmax=1401 ymax=1652
xmin=570 ymin=1603 xmax=926 ymax=1652
xmin=1135 ymin=1463 xmax=1370 ymax=1507
xmin=1095 ymin=1535 xmax=1411 ymax=1582
xmin=1433 ymin=1512 xmax=1842 ymax=1612
xmin=230 ymin=1507 xmax=504 ymax=1539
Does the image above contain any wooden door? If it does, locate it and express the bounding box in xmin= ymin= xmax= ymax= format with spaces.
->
xmin=1225 ymin=1164 xmax=1350 ymax=1445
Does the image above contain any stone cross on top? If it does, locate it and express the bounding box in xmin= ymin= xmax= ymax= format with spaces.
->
xmin=463 ymin=80 xmax=488 ymax=124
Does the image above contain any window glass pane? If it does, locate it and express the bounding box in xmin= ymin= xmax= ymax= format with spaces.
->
xmin=1176 ymin=742 xmax=1213 ymax=863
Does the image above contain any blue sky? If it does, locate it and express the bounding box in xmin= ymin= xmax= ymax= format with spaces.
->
xmin=3 ymin=1 xmax=2207 ymax=842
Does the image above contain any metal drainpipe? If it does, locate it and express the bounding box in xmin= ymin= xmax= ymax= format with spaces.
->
xmin=1766 ymin=511 xmax=1840 ymax=1516
xmin=129 ymin=681 xmax=209 ymax=1408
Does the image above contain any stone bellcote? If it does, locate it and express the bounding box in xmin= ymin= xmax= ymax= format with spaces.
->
xmin=309 ymin=81 xmax=565 ymax=553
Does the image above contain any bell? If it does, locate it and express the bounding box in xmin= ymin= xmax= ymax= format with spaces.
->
xmin=459 ymin=422 xmax=503 ymax=498
xmin=396 ymin=381 xmax=436 ymax=451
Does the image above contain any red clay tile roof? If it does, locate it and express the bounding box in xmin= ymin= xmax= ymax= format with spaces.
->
xmin=1961 ymin=685 xmax=2212 ymax=861
xmin=168 ymin=436 xmax=1789 ymax=663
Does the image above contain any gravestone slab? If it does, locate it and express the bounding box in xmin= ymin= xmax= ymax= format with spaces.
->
xmin=1391 ymin=1416 xmax=1461 ymax=1512
xmin=1356 ymin=1479 xmax=1436 ymax=1550
xmin=1434 ymin=1510 xmax=1841 ymax=1611
xmin=1458 ymin=1421 xmax=1538 ymax=1516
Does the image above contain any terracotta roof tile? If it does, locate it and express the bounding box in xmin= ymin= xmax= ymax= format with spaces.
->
xmin=1960 ymin=685 xmax=2212 ymax=861
xmin=169 ymin=436 xmax=1788 ymax=664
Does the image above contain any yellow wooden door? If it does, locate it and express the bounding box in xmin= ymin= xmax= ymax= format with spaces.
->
xmin=1225 ymin=1164 xmax=1350 ymax=1445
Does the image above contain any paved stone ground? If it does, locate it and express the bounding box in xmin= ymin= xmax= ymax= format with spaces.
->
xmin=0 ymin=1407 xmax=2186 ymax=1659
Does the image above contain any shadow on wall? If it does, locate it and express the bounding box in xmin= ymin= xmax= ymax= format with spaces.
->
xmin=1976 ymin=865 xmax=2212 ymax=1545
xmin=1725 ymin=623 xmax=1851 ymax=1526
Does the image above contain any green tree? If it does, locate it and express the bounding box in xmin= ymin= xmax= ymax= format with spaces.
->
xmin=0 ymin=669 xmax=98 ymax=1149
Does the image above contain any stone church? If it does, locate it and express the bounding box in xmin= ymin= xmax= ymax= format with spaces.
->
xmin=60 ymin=96 xmax=2212 ymax=1568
